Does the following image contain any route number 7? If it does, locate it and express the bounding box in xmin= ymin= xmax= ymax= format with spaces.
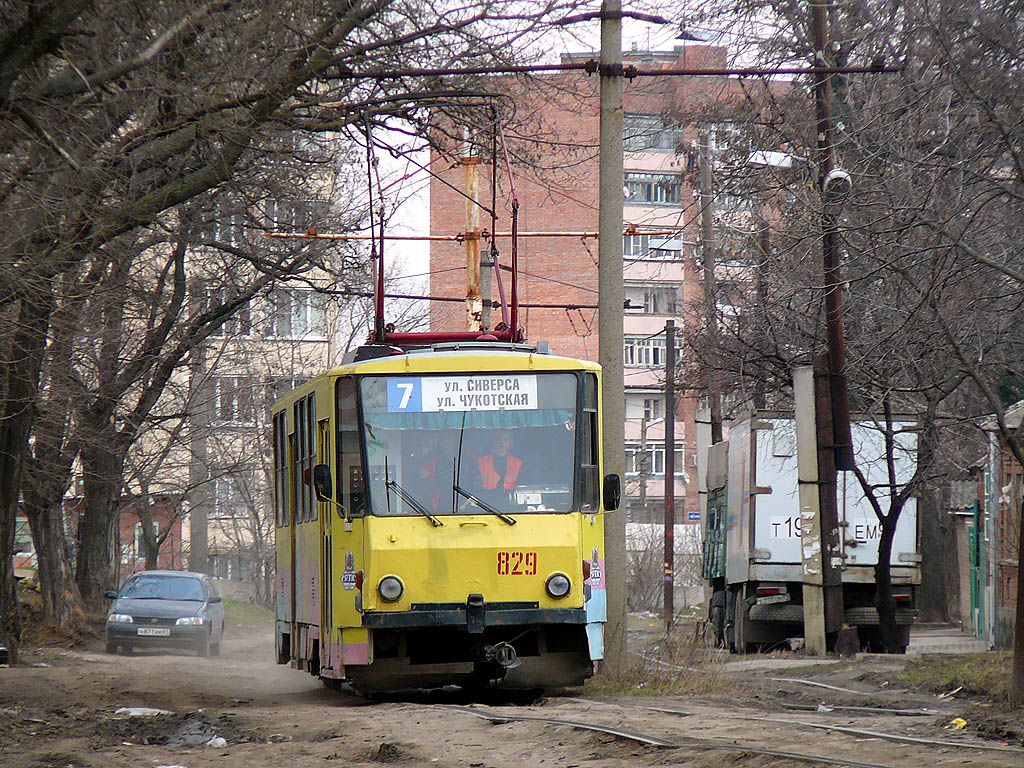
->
xmin=396 ymin=382 xmax=414 ymax=409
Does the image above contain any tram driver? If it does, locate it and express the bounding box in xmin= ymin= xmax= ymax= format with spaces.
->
xmin=475 ymin=429 xmax=523 ymax=502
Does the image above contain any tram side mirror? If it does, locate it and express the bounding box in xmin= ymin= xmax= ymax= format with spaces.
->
xmin=313 ymin=464 xmax=333 ymax=501
xmin=602 ymin=473 xmax=621 ymax=512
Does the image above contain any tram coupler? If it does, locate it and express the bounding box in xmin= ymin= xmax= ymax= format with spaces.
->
xmin=484 ymin=641 xmax=521 ymax=669
xmin=467 ymin=593 xmax=485 ymax=633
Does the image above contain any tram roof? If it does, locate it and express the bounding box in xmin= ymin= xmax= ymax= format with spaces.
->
xmin=327 ymin=341 xmax=601 ymax=377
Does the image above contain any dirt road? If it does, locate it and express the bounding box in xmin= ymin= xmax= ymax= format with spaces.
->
xmin=1 ymin=620 xmax=1020 ymax=768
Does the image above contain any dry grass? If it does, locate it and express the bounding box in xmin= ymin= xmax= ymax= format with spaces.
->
xmin=876 ymin=651 xmax=1014 ymax=703
xmin=584 ymin=619 xmax=736 ymax=697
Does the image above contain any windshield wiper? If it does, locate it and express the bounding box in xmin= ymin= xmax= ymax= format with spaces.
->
xmin=386 ymin=478 xmax=444 ymax=527
xmin=383 ymin=457 xmax=443 ymax=526
xmin=453 ymin=484 xmax=516 ymax=526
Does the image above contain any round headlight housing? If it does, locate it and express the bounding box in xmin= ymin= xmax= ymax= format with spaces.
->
xmin=546 ymin=573 xmax=571 ymax=599
xmin=378 ymin=576 xmax=404 ymax=602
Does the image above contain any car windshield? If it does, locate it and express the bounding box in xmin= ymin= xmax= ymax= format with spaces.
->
xmin=359 ymin=372 xmax=578 ymax=517
xmin=120 ymin=575 xmax=205 ymax=601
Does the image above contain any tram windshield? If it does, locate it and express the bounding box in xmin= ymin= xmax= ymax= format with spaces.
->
xmin=359 ymin=372 xmax=579 ymax=517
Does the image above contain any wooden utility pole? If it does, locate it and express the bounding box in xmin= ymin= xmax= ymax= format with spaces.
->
xmin=598 ymin=0 xmax=627 ymax=674
xmin=811 ymin=0 xmax=849 ymax=637
xmin=663 ymin=319 xmax=676 ymax=631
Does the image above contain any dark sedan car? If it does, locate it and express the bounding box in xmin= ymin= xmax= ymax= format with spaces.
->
xmin=104 ymin=570 xmax=225 ymax=657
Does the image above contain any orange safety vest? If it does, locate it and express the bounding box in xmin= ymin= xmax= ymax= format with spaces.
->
xmin=477 ymin=454 xmax=522 ymax=490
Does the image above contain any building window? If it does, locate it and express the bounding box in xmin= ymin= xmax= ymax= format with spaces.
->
xmin=624 ymin=172 xmax=682 ymax=205
xmin=212 ymin=376 xmax=255 ymax=425
xmin=264 ymin=198 xmax=330 ymax=231
xmin=643 ymin=398 xmax=662 ymax=421
xmin=200 ymin=201 xmax=247 ymax=247
xmin=623 ymin=233 xmax=683 ymax=260
xmin=707 ymin=122 xmax=746 ymax=155
xmin=209 ymin=552 xmax=246 ymax=580
xmin=212 ymin=475 xmax=248 ymax=520
xmin=623 ymin=335 xmax=681 ymax=368
xmin=624 ymin=114 xmax=686 ymax=152
xmin=624 ymin=283 xmax=679 ymax=314
xmin=265 ymin=289 xmax=327 ymax=339
xmin=200 ymin=286 xmax=251 ymax=337
xmin=135 ymin=521 xmax=159 ymax=558
xmin=625 ymin=443 xmax=685 ymax=476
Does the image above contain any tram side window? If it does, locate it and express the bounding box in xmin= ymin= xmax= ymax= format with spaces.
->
xmin=336 ymin=377 xmax=366 ymax=517
xmin=579 ymin=373 xmax=599 ymax=511
xmin=294 ymin=401 xmax=304 ymax=523
xmin=306 ymin=395 xmax=316 ymax=521
xmin=293 ymin=395 xmax=316 ymax=523
xmin=273 ymin=412 xmax=288 ymax=527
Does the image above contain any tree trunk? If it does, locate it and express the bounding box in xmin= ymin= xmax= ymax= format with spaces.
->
xmin=1012 ymin=494 xmax=1024 ymax=705
xmin=76 ymin=436 xmax=124 ymax=612
xmin=22 ymin=495 xmax=86 ymax=634
xmin=0 ymin=290 xmax=54 ymax=663
xmin=22 ymin=422 xmax=86 ymax=632
xmin=874 ymin=514 xmax=901 ymax=653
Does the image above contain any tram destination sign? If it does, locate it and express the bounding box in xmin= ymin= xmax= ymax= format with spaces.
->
xmin=387 ymin=374 xmax=538 ymax=413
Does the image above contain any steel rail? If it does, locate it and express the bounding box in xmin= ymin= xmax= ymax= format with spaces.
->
xmin=445 ymin=704 xmax=898 ymax=768
xmin=569 ymin=696 xmax=1024 ymax=757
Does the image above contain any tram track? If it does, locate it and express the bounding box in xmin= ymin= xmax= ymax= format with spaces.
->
xmin=412 ymin=690 xmax=1024 ymax=768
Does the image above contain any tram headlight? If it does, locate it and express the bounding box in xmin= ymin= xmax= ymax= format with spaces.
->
xmin=377 ymin=575 xmax=404 ymax=602
xmin=545 ymin=573 xmax=571 ymax=599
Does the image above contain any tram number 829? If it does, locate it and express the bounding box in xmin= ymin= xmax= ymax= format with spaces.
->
xmin=497 ymin=551 xmax=537 ymax=576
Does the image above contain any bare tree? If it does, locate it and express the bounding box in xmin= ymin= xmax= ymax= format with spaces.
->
xmin=0 ymin=0 xmax=594 ymax=658
xmin=671 ymin=0 xmax=1023 ymax=659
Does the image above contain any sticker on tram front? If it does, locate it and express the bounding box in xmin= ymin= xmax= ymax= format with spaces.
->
xmin=497 ymin=551 xmax=538 ymax=576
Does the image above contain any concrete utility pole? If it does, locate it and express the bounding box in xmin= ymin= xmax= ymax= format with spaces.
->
xmin=598 ymin=0 xmax=627 ymax=675
xmin=794 ymin=365 xmax=827 ymax=655
xmin=663 ymin=319 xmax=676 ymax=631
xmin=188 ymin=351 xmax=210 ymax=575
xmin=698 ymin=129 xmax=723 ymax=445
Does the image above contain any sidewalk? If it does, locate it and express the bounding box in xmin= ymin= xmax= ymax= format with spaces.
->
xmin=906 ymin=623 xmax=991 ymax=655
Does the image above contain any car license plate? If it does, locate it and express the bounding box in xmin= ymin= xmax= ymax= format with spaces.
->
xmin=137 ymin=627 xmax=170 ymax=637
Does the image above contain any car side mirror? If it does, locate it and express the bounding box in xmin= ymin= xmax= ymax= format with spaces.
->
xmin=602 ymin=473 xmax=621 ymax=512
xmin=313 ymin=464 xmax=333 ymax=501
xmin=208 ymin=595 xmax=223 ymax=604
xmin=104 ymin=590 xmax=117 ymax=600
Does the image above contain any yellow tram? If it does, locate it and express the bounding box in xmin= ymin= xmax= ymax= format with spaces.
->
xmin=271 ymin=340 xmax=619 ymax=691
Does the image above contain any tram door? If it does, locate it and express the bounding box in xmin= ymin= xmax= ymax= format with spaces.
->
xmin=317 ymin=418 xmax=333 ymax=673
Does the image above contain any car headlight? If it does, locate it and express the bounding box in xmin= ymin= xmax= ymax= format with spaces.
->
xmin=108 ymin=613 xmax=133 ymax=624
xmin=377 ymin=576 xmax=404 ymax=602
xmin=546 ymin=573 xmax=571 ymax=598
xmin=175 ymin=616 xmax=206 ymax=626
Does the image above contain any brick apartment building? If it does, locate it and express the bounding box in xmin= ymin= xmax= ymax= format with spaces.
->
xmin=428 ymin=43 xmax=749 ymax=526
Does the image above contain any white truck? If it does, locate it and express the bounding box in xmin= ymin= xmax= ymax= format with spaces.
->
xmin=701 ymin=412 xmax=920 ymax=653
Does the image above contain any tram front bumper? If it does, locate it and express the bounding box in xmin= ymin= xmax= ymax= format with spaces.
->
xmin=362 ymin=599 xmax=586 ymax=631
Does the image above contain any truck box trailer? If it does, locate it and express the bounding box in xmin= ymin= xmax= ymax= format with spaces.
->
xmin=701 ymin=412 xmax=920 ymax=653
